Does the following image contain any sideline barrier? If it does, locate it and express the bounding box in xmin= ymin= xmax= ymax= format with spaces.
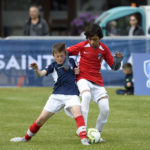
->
xmin=0 ymin=36 xmax=149 ymax=87
xmin=133 ymin=53 xmax=150 ymax=95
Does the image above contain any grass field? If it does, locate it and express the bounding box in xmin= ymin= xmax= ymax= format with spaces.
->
xmin=0 ymin=87 xmax=150 ymax=150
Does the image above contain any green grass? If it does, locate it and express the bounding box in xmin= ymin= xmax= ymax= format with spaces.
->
xmin=0 ymin=87 xmax=150 ymax=150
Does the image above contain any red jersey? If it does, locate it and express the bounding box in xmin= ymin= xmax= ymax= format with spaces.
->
xmin=66 ymin=40 xmax=114 ymax=86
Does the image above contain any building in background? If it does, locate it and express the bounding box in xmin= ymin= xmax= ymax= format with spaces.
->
xmin=0 ymin=0 xmax=149 ymax=37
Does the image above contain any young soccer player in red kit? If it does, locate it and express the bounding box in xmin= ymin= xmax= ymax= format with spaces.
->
xmin=10 ymin=43 xmax=89 ymax=145
xmin=66 ymin=24 xmax=123 ymax=142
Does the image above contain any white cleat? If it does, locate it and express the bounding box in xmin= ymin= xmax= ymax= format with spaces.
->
xmin=10 ymin=137 xmax=27 ymax=142
xmin=81 ymin=138 xmax=90 ymax=146
xmin=99 ymin=137 xmax=106 ymax=143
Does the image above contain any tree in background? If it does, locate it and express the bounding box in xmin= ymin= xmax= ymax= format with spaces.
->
xmin=70 ymin=13 xmax=97 ymax=36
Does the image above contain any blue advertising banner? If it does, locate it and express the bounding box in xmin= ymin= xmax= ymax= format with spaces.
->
xmin=132 ymin=53 xmax=150 ymax=95
xmin=0 ymin=37 xmax=149 ymax=87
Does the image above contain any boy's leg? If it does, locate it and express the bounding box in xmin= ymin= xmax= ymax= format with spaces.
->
xmin=77 ymin=79 xmax=91 ymax=126
xmin=95 ymin=97 xmax=109 ymax=143
xmin=10 ymin=109 xmax=54 ymax=142
xmin=96 ymin=97 xmax=109 ymax=133
xmin=81 ymin=91 xmax=91 ymax=126
xmin=10 ymin=94 xmax=64 ymax=142
xmin=116 ymin=89 xmax=127 ymax=95
xmin=91 ymin=85 xmax=109 ymax=142
xmin=25 ymin=109 xmax=54 ymax=141
xmin=70 ymin=105 xmax=86 ymax=139
xmin=70 ymin=105 xmax=89 ymax=145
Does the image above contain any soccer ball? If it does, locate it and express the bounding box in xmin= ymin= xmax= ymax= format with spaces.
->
xmin=87 ymin=128 xmax=101 ymax=144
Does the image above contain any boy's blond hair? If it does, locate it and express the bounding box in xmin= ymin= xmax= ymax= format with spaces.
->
xmin=52 ymin=43 xmax=66 ymax=55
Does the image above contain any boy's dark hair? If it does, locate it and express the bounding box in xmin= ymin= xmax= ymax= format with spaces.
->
xmin=123 ymin=63 xmax=132 ymax=70
xmin=52 ymin=43 xmax=66 ymax=55
xmin=84 ymin=24 xmax=103 ymax=39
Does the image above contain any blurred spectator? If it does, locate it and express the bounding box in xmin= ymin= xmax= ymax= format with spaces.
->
xmin=148 ymin=27 xmax=150 ymax=34
xmin=116 ymin=63 xmax=134 ymax=95
xmin=24 ymin=5 xmax=49 ymax=36
xmin=126 ymin=15 xmax=144 ymax=36
xmin=107 ymin=20 xmax=120 ymax=36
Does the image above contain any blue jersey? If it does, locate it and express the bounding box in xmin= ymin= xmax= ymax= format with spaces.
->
xmin=124 ymin=73 xmax=134 ymax=93
xmin=45 ymin=58 xmax=79 ymax=95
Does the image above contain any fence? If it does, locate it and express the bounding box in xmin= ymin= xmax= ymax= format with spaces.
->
xmin=0 ymin=36 xmax=149 ymax=87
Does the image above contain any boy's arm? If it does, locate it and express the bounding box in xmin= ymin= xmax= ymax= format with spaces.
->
xmin=103 ymin=45 xmax=123 ymax=71
xmin=111 ymin=52 xmax=123 ymax=70
xmin=30 ymin=63 xmax=47 ymax=77
xmin=66 ymin=42 xmax=82 ymax=56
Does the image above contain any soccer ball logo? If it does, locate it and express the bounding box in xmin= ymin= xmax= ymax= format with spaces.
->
xmin=87 ymin=128 xmax=101 ymax=144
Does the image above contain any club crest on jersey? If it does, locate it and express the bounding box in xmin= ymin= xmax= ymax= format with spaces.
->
xmin=98 ymin=53 xmax=101 ymax=59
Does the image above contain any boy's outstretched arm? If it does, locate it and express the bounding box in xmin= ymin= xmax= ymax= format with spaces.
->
xmin=111 ymin=52 xmax=124 ymax=71
xmin=30 ymin=63 xmax=47 ymax=77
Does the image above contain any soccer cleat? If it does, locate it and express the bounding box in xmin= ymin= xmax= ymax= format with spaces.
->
xmin=81 ymin=138 xmax=90 ymax=145
xmin=99 ymin=137 xmax=106 ymax=143
xmin=10 ymin=137 xmax=27 ymax=142
xmin=76 ymin=126 xmax=86 ymax=137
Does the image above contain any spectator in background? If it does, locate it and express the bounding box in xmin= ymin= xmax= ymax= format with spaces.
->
xmin=24 ymin=5 xmax=49 ymax=36
xmin=147 ymin=27 xmax=150 ymax=34
xmin=107 ymin=21 xmax=120 ymax=36
xmin=24 ymin=5 xmax=49 ymax=86
xmin=116 ymin=63 xmax=134 ymax=95
xmin=126 ymin=15 xmax=144 ymax=36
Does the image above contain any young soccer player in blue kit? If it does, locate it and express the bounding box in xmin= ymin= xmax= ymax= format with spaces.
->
xmin=10 ymin=43 xmax=89 ymax=145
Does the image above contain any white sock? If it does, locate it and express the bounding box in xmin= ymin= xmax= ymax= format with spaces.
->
xmin=81 ymin=92 xmax=91 ymax=126
xmin=96 ymin=98 xmax=109 ymax=132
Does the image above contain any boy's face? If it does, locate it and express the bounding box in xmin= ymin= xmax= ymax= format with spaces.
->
xmin=123 ymin=68 xmax=132 ymax=75
xmin=88 ymin=35 xmax=101 ymax=48
xmin=53 ymin=51 xmax=66 ymax=65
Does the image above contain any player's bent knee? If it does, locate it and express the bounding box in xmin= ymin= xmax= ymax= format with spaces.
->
xmin=101 ymin=104 xmax=109 ymax=114
xmin=82 ymin=91 xmax=91 ymax=101
xmin=98 ymin=96 xmax=108 ymax=101
xmin=98 ymin=99 xmax=109 ymax=115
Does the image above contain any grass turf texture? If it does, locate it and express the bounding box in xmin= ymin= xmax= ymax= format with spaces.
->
xmin=0 ymin=87 xmax=150 ymax=150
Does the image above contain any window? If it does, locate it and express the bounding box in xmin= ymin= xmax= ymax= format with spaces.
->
xmin=106 ymin=13 xmax=143 ymax=36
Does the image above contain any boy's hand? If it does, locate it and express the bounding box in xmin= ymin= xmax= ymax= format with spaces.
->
xmin=30 ymin=63 xmax=38 ymax=71
xmin=126 ymin=82 xmax=131 ymax=87
xmin=74 ymin=67 xmax=79 ymax=75
xmin=114 ymin=51 xmax=123 ymax=58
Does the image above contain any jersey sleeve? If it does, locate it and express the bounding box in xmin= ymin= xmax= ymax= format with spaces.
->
xmin=69 ymin=58 xmax=76 ymax=68
xmin=103 ymin=43 xmax=114 ymax=67
xmin=44 ymin=64 xmax=54 ymax=76
xmin=66 ymin=42 xmax=82 ymax=56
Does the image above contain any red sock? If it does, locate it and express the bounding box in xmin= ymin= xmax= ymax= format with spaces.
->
xmin=25 ymin=121 xmax=41 ymax=140
xmin=75 ymin=115 xmax=87 ymax=139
